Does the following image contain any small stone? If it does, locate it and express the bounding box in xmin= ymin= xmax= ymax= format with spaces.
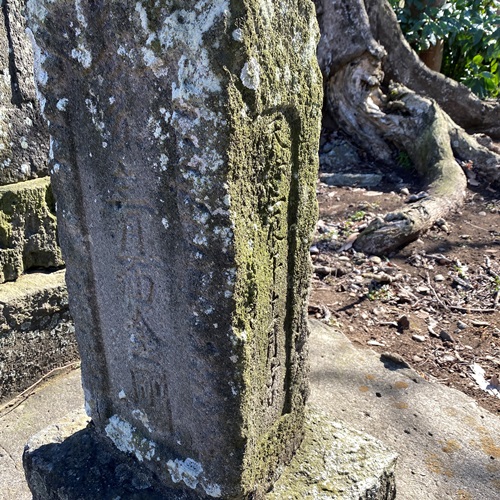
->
xmin=478 ymin=211 xmax=487 ymax=216
xmin=313 ymin=265 xmax=335 ymax=277
xmin=367 ymin=340 xmax=385 ymax=347
xmin=441 ymin=354 xmax=456 ymax=363
xmin=439 ymin=330 xmax=455 ymax=343
xmin=412 ymin=334 xmax=426 ymax=342
xmin=405 ymin=191 xmax=429 ymax=203
xmin=457 ymin=321 xmax=468 ymax=330
xmin=397 ymin=315 xmax=410 ymax=331
xmin=413 ymin=355 xmax=423 ymax=362
xmin=400 ymin=187 xmax=410 ymax=196
xmin=310 ymin=245 xmax=319 ymax=255
xmin=369 ymin=256 xmax=382 ymax=265
xmin=472 ymin=320 xmax=490 ymax=327
xmin=434 ymin=274 xmax=445 ymax=282
xmin=380 ymin=352 xmax=410 ymax=368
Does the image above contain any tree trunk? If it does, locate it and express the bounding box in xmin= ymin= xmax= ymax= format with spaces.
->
xmin=407 ymin=0 xmax=445 ymax=72
xmin=314 ymin=0 xmax=500 ymax=254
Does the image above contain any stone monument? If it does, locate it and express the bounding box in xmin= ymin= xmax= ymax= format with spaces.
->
xmin=23 ymin=1 xmax=397 ymax=498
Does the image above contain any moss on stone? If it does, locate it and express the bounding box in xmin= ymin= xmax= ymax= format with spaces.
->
xmin=266 ymin=410 xmax=398 ymax=499
xmin=0 ymin=211 xmax=12 ymax=248
xmin=226 ymin=0 xmax=323 ymax=494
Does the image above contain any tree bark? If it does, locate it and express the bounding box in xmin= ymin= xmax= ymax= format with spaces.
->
xmin=353 ymin=84 xmax=467 ymax=255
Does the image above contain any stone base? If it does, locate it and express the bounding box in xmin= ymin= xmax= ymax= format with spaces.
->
xmin=23 ymin=409 xmax=397 ymax=499
xmin=268 ymin=411 xmax=397 ymax=499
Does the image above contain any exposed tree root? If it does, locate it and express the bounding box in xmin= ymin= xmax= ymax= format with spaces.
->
xmin=314 ymin=0 xmax=499 ymax=255
xmin=353 ymin=84 xmax=467 ymax=255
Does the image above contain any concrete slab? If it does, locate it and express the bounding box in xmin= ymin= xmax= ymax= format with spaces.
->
xmin=309 ymin=319 xmax=500 ymax=499
xmin=0 ymin=368 xmax=84 ymax=500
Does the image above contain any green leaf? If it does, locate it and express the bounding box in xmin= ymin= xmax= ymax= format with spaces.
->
xmin=480 ymin=71 xmax=495 ymax=79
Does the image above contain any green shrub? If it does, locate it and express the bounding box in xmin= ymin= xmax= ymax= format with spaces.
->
xmin=389 ymin=0 xmax=500 ymax=98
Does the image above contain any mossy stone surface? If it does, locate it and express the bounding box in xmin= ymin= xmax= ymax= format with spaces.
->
xmin=23 ymin=409 xmax=397 ymax=500
xmin=0 ymin=177 xmax=63 ymax=283
xmin=267 ymin=411 xmax=397 ymax=499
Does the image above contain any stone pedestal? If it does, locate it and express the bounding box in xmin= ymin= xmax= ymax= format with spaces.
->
xmin=23 ymin=409 xmax=397 ymax=499
xmin=25 ymin=0 xmax=323 ymax=497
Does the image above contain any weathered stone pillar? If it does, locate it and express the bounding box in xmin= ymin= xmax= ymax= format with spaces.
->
xmin=25 ymin=0 xmax=322 ymax=497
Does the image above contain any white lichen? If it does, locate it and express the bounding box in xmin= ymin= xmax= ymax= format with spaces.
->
xmin=193 ymin=234 xmax=208 ymax=246
xmin=75 ymin=0 xmax=88 ymax=28
xmin=167 ymin=457 xmax=223 ymax=496
xmin=160 ymin=154 xmax=169 ymax=170
xmin=26 ymin=0 xmax=48 ymax=25
xmin=56 ymin=98 xmax=69 ymax=111
xmin=71 ymin=44 xmax=92 ymax=68
xmin=132 ymin=409 xmax=154 ymax=433
xmin=203 ymin=482 xmax=222 ymax=498
xmin=105 ymin=415 xmax=156 ymax=462
xmin=135 ymin=1 xmax=149 ymax=32
xmin=232 ymin=28 xmax=243 ymax=42
xmin=240 ymin=58 xmax=261 ymax=90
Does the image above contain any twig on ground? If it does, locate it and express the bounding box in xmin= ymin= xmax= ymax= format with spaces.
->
xmin=0 ymin=361 xmax=81 ymax=419
xmin=426 ymin=271 xmax=450 ymax=311
xmin=464 ymin=220 xmax=496 ymax=232
xmin=448 ymin=305 xmax=497 ymax=313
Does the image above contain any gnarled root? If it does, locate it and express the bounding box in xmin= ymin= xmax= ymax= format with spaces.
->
xmin=352 ymin=84 xmax=468 ymax=255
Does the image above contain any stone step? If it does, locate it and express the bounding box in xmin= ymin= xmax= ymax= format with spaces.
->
xmin=23 ymin=408 xmax=397 ymax=499
xmin=0 ymin=270 xmax=77 ymax=403
xmin=0 ymin=177 xmax=63 ymax=283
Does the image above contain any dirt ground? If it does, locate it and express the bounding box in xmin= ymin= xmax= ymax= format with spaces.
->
xmin=309 ymin=128 xmax=500 ymax=416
